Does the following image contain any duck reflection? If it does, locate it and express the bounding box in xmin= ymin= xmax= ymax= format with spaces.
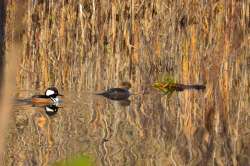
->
xmin=44 ymin=104 xmax=60 ymax=116
xmin=15 ymin=99 xmax=61 ymax=116
xmin=118 ymin=99 xmax=131 ymax=106
xmin=95 ymin=82 xmax=132 ymax=106
xmin=15 ymin=87 xmax=63 ymax=116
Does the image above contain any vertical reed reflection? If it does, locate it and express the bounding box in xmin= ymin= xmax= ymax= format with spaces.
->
xmin=2 ymin=1 xmax=250 ymax=166
xmin=0 ymin=0 xmax=5 ymax=89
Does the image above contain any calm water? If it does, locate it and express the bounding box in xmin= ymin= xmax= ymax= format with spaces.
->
xmin=3 ymin=1 xmax=250 ymax=165
xmin=4 ymin=80 xmax=250 ymax=166
xmin=6 ymin=87 xmax=177 ymax=165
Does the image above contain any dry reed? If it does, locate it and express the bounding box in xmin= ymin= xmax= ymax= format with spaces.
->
xmin=2 ymin=0 xmax=250 ymax=165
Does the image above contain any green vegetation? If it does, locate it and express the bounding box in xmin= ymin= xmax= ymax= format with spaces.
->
xmin=2 ymin=1 xmax=250 ymax=166
xmin=152 ymin=76 xmax=176 ymax=97
xmin=53 ymin=155 xmax=93 ymax=166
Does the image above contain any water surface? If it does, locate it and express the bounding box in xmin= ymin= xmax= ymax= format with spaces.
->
xmin=3 ymin=1 xmax=250 ymax=165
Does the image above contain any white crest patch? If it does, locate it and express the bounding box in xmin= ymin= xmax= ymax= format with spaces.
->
xmin=46 ymin=89 xmax=55 ymax=96
xmin=45 ymin=107 xmax=54 ymax=112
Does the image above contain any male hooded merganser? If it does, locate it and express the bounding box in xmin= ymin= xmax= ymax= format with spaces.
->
xmin=45 ymin=105 xmax=60 ymax=116
xmin=31 ymin=87 xmax=63 ymax=105
xmin=96 ymin=82 xmax=132 ymax=100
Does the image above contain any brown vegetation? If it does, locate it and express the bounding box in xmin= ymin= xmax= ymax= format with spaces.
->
xmin=2 ymin=0 xmax=250 ymax=165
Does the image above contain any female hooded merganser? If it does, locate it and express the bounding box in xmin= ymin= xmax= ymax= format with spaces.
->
xmin=96 ymin=82 xmax=131 ymax=100
xmin=31 ymin=87 xmax=63 ymax=105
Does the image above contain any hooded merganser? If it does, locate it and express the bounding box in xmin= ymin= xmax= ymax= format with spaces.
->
xmin=96 ymin=82 xmax=132 ymax=100
xmin=31 ymin=87 xmax=63 ymax=105
xmin=45 ymin=105 xmax=60 ymax=116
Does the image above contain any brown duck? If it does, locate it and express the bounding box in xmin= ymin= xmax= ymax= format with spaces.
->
xmin=96 ymin=82 xmax=132 ymax=100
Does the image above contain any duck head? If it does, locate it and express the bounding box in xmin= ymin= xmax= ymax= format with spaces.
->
xmin=120 ymin=82 xmax=132 ymax=89
xmin=45 ymin=87 xmax=63 ymax=98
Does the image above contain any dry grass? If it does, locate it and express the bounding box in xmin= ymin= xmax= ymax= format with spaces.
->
xmin=0 ymin=0 xmax=22 ymax=163
xmin=2 ymin=0 xmax=250 ymax=165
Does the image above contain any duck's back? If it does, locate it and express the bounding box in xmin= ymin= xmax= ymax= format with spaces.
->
xmin=96 ymin=88 xmax=130 ymax=100
xmin=31 ymin=95 xmax=53 ymax=104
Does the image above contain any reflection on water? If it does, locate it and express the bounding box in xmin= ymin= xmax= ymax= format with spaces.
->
xmin=15 ymin=100 xmax=61 ymax=117
xmin=44 ymin=105 xmax=60 ymax=116
xmin=95 ymin=81 xmax=132 ymax=107
xmin=53 ymin=155 xmax=93 ymax=166
xmin=3 ymin=1 xmax=250 ymax=165
xmin=6 ymin=88 xmax=175 ymax=165
xmin=4 ymin=80 xmax=250 ymax=165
